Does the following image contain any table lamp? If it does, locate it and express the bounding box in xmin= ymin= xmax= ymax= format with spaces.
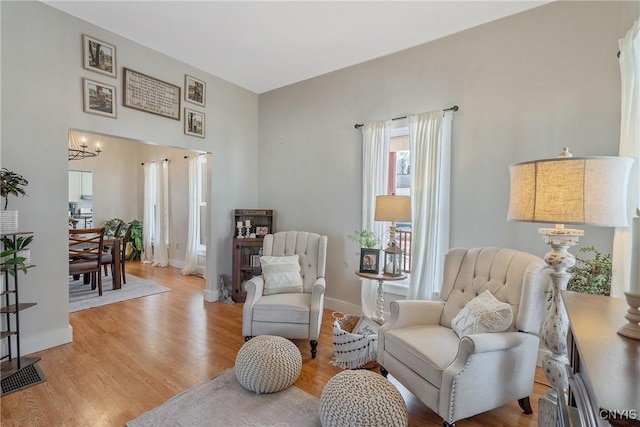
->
xmin=375 ymin=194 xmax=411 ymax=276
xmin=507 ymin=147 xmax=632 ymax=422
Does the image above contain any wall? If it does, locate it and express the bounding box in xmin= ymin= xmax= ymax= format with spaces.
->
xmin=1 ymin=1 xmax=258 ymax=354
xmin=258 ymin=1 xmax=640 ymax=312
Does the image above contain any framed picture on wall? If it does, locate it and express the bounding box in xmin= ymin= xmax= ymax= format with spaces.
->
xmin=82 ymin=34 xmax=116 ymax=78
xmin=83 ymin=78 xmax=117 ymax=119
xmin=184 ymin=108 xmax=205 ymax=138
xmin=359 ymin=249 xmax=380 ymax=274
xmin=185 ymin=74 xmax=206 ymax=107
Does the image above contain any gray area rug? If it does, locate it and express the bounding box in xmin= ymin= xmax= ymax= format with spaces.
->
xmin=126 ymin=369 xmax=321 ymax=427
xmin=69 ymin=273 xmax=171 ymax=312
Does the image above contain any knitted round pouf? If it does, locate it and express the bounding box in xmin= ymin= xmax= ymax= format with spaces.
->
xmin=320 ymin=370 xmax=408 ymax=427
xmin=235 ymin=335 xmax=302 ymax=394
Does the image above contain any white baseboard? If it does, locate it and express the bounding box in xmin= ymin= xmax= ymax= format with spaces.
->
xmin=20 ymin=324 xmax=73 ymax=356
xmin=169 ymin=259 xmax=206 ymax=276
xmin=324 ymin=297 xmax=362 ymax=316
xmin=169 ymin=259 xmax=184 ymax=269
xmin=204 ymin=288 xmax=219 ymax=302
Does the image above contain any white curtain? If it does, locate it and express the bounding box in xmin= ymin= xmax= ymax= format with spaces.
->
xmin=360 ymin=120 xmax=391 ymax=317
xmin=612 ymin=19 xmax=640 ymax=297
xmin=153 ymin=160 xmax=169 ymax=267
xmin=182 ymin=157 xmax=199 ymax=275
xmin=407 ymin=111 xmax=452 ymax=300
xmin=141 ymin=163 xmax=154 ymax=264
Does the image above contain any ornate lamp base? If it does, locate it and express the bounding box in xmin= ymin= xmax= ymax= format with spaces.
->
xmin=537 ymin=226 xmax=582 ymax=427
xmin=617 ymin=292 xmax=640 ymax=340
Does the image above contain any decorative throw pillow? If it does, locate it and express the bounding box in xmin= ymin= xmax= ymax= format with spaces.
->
xmin=260 ymin=255 xmax=303 ymax=296
xmin=451 ymin=290 xmax=513 ymax=337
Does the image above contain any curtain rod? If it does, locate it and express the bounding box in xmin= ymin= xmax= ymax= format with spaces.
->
xmin=354 ymin=105 xmax=459 ymax=129
xmin=140 ymin=158 xmax=169 ymax=165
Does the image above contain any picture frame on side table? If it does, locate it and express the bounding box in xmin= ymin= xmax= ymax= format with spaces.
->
xmin=185 ymin=74 xmax=206 ymax=107
xmin=82 ymin=34 xmax=116 ymax=78
xmin=359 ymin=248 xmax=380 ymax=274
xmin=83 ymin=78 xmax=117 ymax=118
xmin=184 ymin=108 xmax=205 ymax=138
xmin=255 ymin=226 xmax=270 ymax=237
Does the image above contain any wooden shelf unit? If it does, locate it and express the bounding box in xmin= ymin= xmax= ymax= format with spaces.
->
xmin=1 ymin=231 xmax=39 ymax=381
xmin=231 ymin=209 xmax=274 ymax=303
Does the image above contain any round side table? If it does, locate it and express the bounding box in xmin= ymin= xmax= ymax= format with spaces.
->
xmin=355 ymin=271 xmax=407 ymax=322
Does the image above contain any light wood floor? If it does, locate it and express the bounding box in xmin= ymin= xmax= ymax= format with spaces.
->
xmin=1 ymin=262 xmax=551 ymax=426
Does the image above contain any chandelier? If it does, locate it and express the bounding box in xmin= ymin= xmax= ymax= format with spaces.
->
xmin=68 ymin=133 xmax=102 ymax=161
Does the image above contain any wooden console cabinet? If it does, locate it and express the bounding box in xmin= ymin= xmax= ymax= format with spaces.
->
xmin=231 ymin=209 xmax=273 ymax=302
xmin=560 ymin=291 xmax=639 ymax=426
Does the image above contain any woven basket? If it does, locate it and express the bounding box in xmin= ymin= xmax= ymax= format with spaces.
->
xmin=332 ymin=312 xmax=382 ymax=370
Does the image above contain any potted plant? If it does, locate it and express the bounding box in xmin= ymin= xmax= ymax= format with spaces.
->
xmin=567 ymin=246 xmax=612 ymax=296
xmin=102 ymin=218 xmax=125 ymax=237
xmin=1 ymin=234 xmax=33 ymax=266
xmin=126 ymin=219 xmax=143 ymax=260
xmin=0 ymin=248 xmax=28 ymax=277
xmin=348 ymin=229 xmax=382 ymax=273
xmin=348 ymin=229 xmax=381 ymax=249
xmin=1 ymin=168 xmax=28 ymax=233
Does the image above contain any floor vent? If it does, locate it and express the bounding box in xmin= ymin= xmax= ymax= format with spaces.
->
xmin=1 ymin=363 xmax=47 ymax=396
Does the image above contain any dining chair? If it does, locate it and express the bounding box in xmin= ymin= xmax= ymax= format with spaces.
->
xmin=101 ymin=222 xmax=132 ymax=284
xmin=103 ymin=221 xmax=124 ymax=276
xmin=69 ymin=227 xmax=105 ymax=296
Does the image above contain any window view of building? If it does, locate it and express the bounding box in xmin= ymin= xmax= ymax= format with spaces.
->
xmin=389 ymin=130 xmax=412 ymax=273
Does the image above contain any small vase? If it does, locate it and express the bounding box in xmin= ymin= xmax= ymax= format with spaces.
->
xmin=0 ymin=210 xmax=19 ymax=233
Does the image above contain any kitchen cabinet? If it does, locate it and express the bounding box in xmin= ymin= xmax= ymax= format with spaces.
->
xmin=68 ymin=170 xmax=93 ymax=202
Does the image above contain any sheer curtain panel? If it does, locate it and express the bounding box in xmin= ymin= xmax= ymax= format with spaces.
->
xmin=360 ymin=120 xmax=391 ymax=317
xmin=153 ymin=160 xmax=169 ymax=267
xmin=407 ymin=111 xmax=452 ymax=300
xmin=612 ymin=19 xmax=640 ymax=298
xmin=141 ymin=163 xmax=154 ymax=264
xmin=182 ymin=157 xmax=200 ymax=275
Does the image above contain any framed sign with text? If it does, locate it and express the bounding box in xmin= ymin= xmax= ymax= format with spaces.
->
xmin=123 ymin=67 xmax=180 ymax=120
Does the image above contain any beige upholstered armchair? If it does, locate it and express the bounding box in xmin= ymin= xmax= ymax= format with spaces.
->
xmin=378 ymin=247 xmax=549 ymax=427
xmin=242 ymin=231 xmax=328 ymax=358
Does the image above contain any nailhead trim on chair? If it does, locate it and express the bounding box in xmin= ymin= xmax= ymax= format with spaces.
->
xmin=234 ymin=335 xmax=302 ymax=394
xmin=320 ymin=370 xmax=408 ymax=427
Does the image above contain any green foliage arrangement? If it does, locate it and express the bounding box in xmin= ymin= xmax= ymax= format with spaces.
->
xmin=1 ymin=233 xmax=33 ymax=277
xmin=102 ymin=218 xmax=125 ymax=237
xmin=1 ymin=235 xmax=33 ymax=252
xmin=1 ymin=168 xmax=28 ymax=210
xmin=128 ymin=219 xmax=143 ymax=260
xmin=102 ymin=218 xmax=143 ymax=260
xmin=348 ymin=229 xmax=381 ymax=249
xmin=0 ymin=249 xmax=27 ymax=277
xmin=567 ymin=246 xmax=612 ymax=296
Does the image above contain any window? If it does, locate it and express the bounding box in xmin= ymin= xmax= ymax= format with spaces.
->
xmin=389 ymin=126 xmax=413 ymax=274
xmin=147 ymin=161 xmax=169 ymax=245
xmin=147 ymin=162 xmax=158 ymax=244
xmin=197 ymin=155 xmax=207 ymax=251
